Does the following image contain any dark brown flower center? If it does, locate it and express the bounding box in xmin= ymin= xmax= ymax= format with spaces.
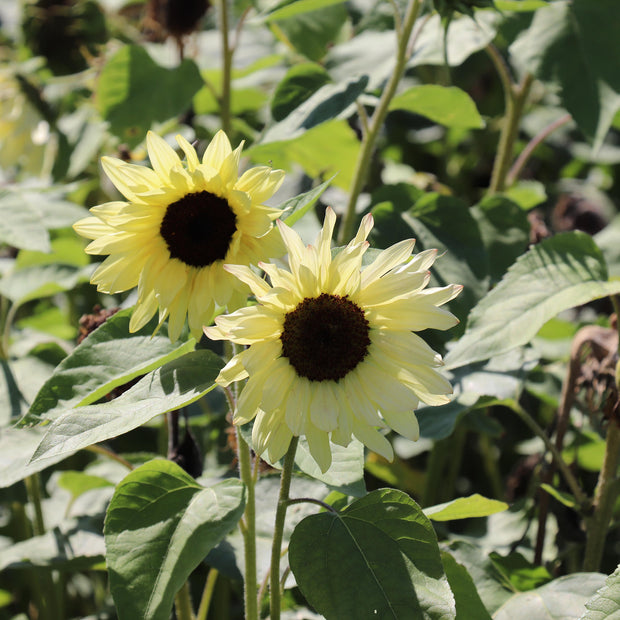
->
xmin=280 ymin=293 xmax=371 ymax=382
xmin=160 ymin=191 xmax=237 ymax=267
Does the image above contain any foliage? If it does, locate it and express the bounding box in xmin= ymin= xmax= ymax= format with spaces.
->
xmin=1 ymin=0 xmax=620 ymax=619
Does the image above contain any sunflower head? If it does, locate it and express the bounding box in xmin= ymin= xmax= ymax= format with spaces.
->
xmin=205 ymin=208 xmax=462 ymax=473
xmin=74 ymin=130 xmax=286 ymax=342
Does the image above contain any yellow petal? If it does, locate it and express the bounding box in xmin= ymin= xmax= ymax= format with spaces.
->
xmin=305 ymin=422 xmax=332 ymax=473
xmin=147 ymin=131 xmax=182 ymax=183
xmin=175 ymin=134 xmax=200 ymax=172
xmin=202 ymin=130 xmax=232 ymax=169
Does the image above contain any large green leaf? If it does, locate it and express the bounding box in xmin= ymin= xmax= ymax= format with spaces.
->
xmin=445 ymin=232 xmax=620 ymax=369
xmin=30 ymin=349 xmax=223 ymax=463
xmin=509 ymin=0 xmax=620 ymax=150
xmin=264 ymin=0 xmax=346 ymax=21
xmin=0 ymin=191 xmax=50 ymax=252
xmin=105 ymin=460 xmax=245 ymax=620
xmin=280 ymin=177 xmax=334 ymax=227
xmin=389 ymin=85 xmax=485 ymax=129
xmin=494 ymin=573 xmax=607 ymax=620
xmin=582 ymin=564 xmax=620 ymax=620
xmin=247 ymin=119 xmax=360 ymax=190
xmin=21 ymin=308 xmax=195 ymax=426
xmin=289 ymin=489 xmax=456 ymax=619
xmin=262 ymin=75 xmax=368 ymax=143
xmin=97 ymin=45 xmax=203 ymax=146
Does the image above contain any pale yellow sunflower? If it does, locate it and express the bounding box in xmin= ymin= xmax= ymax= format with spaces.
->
xmin=73 ymin=131 xmax=285 ymax=341
xmin=205 ymin=207 xmax=462 ymax=472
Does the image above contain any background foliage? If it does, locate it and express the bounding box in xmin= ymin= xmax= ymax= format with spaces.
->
xmin=1 ymin=0 xmax=620 ymax=618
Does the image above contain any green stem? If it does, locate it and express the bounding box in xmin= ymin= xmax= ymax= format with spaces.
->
xmin=486 ymin=44 xmax=534 ymax=195
xmin=85 ymin=444 xmax=134 ymax=470
xmin=269 ymin=436 xmax=299 ymax=620
xmin=174 ymin=581 xmax=195 ymax=620
xmin=237 ymin=428 xmax=259 ymax=620
xmin=218 ymin=0 xmax=232 ymax=135
xmin=197 ymin=568 xmax=219 ymax=620
xmin=24 ymin=474 xmax=46 ymax=536
xmin=338 ymin=0 xmax=422 ymax=244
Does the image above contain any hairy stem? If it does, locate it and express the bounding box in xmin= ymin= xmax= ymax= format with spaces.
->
xmin=218 ymin=0 xmax=232 ymax=135
xmin=269 ymin=436 xmax=299 ymax=620
xmin=196 ymin=568 xmax=219 ymax=620
xmin=174 ymin=581 xmax=195 ymax=620
xmin=338 ymin=0 xmax=422 ymax=244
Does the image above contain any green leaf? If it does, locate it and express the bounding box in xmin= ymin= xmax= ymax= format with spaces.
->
xmin=30 ymin=349 xmax=223 ymax=463
xmin=389 ymin=85 xmax=485 ymax=129
xmin=0 ymin=191 xmax=50 ymax=252
xmin=21 ymin=308 xmax=195 ymax=426
xmin=264 ymin=0 xmax=346 ymax=21
xmin=424 ymin=494 xmax=508 ymax=521
xmin=270 ymin=2 xmax=347 ymax=61
xmin=494 ymin=0 xmax=548 ymax=11
xmin=57 ymin=471 xmax=114 ymax=499
xmin=503 ymin=181 xmax=547 ymax=210
xmin=445 ymin=232 xmax=620 ymax=369
xmin=105 ymin=460 xmax=245 ymax=620
xmin=0 ymin=516 xmax=105 ymax=571
xmin=262 ymin=75 xmax=368 ymax=143
xmin=289 ymin=488 xmax=456 ymax=619
xmin=441 ymin=552 xmax=492 ymax=620
xmin=540 ymin=483 xmax=577 ymax=510
xmin=494 ymin=573 xmax=606 ymax=619
xmin=489 ymin=551 xmax=552 ymax=592
xmin=97 ymin=46 xmax=203 ymax=146
xmin=247 ymin=119 xmax=360 ymax=190
xmin=582 ymin=564 xmax=620 ymax=620
xmin=271 ymin=62 xmax=332 ymax=121
xmin=0 ymin=264 xmax=93 ymax=305
xmin=509 ymin=0 xmax=620 ymax=151
xmin=280 ymin=176 xmax=334 ymax=226
xmin=472 ymin=195 xmax=530 ymax=282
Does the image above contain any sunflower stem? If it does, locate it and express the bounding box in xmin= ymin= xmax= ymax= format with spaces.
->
xmin=237 ymin=427 xmax=259 ymax=620
xmin=269 ymin=436 xmax=299 ymax=620
xmin=338 ymin=0 xmax=422 ymax=244
xmin=218 ymin=0 xmax=233 ymax=135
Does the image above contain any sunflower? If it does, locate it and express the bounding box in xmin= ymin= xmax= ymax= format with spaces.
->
xmin=205 ymin=208 xmax=462 ymax=472
xmin=74 ymin=131 xmax=285 ymax=341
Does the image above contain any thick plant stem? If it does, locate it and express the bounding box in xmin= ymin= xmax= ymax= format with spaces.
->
xmin=237 ymin=428 xmax=259 ymax=620
xmin=218 ymin=0 xmax=232 ymax=135
xmin=269 ymin=436 xmax=299 ymax=620
xmin=174 ymin=581 xmax=195 ymax=620
xmin=486 ymin=43 xmax=534 ymax=194
xmin=583 ymin=401 xmax=620 ymax=570
xmin=338 ymin=0 xmax=422 ymax=244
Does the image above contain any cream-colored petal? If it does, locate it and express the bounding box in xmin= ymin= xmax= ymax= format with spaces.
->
xmin=175 ymin=134 xmax=200 ymax=172
xmin=265 ymin=419 xmax=294 ymax=465
xmin=237 ymin=370 xmax=269 ymax=424
xmin=147 ymin=131 xmax=182 ymax=183
xmin=276 ymin=220 xmax=306 ymax=278
xmin=372 ymin=330 xmax=442 ymax=368
xmin=236 ymin=166 xmax=286 ymax=205
xmin=417 ymin=284 xmax=463 ymax=307
xmin=241 ymin=339 xmax=283 ymax=374
xmin=356 ymin=358 xmax=420 ymax=413
xmin=305 ymin=422 xmax=332 ymax=473
xmin=216 ymin=353 xmax=249 ymax=386
xmin=101 ymin=157 xmax=162 ymax=202
xmin=129 ymin=289 xmax=158 ymax=333
xmin=341 ymin=371 xmax=384 ymax=427
xmin=155 ymin=259 xmax=188 ymax=308
xmin=402 ymin=248 xmax=438 ymax=273
xmin=309 ymin=380 xmax=339 ymax=432
xmin=381 ymin=410 xmax=420 ymax=442
xmin=75 ymin=217 xmax=114 ymax=241
xmin=284 ymin=377 xmax=310 ymax=435
xmin=260 ymin=357 xmax=295 ymax=413
xmin=166 ymin=284 xmax=190 ymax=342
xmin=223 ymin=264 xmax=271 ymax=297
xmin=353 ymin=424 xmax=394 ymax=461
xmin=357 ymin=270 xmax=429 ymax=307
xmin=361 ymin=239 xmax=415 ymax=286
xmin=213 ymin=306 xmax=282 ymax=345
xmin=202 ymin=130 xmax=232 ymax=170
xmin=367 ymin=300 xmax=459 ymax=331
xmin=350 ymin=212 xmax=374 ymax=246
xmin=316 ymin=207 xmax=337 ymax=267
